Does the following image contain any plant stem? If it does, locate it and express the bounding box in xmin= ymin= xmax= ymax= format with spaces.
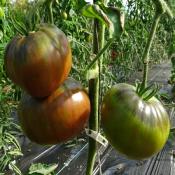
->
xmin=86 ymin=5 xmax=106 ymax=173
xmin=98 ymin=23 xmax=105 ymax=124
xmin=141 ymin=12 xmax=162 ymax=89
xmin=85 ymin=38 xmax=114 ymax=72
xmin=48 ymin=0 xmax=54 ymax=24
xmin=86 ymin=19 xmax=99 ymax=175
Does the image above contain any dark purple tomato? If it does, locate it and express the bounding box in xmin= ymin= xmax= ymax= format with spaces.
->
xmin=18 ymin=78 xmax=90 ymax=145
xmin=4 ymin=24 xmax=72 ymax=98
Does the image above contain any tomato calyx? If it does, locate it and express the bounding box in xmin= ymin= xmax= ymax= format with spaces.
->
xmin=136 ymin=81 xmax=160 ymax=101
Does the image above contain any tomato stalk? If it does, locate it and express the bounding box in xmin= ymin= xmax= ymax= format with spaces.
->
xmin=141 ymin=11 xmax=162 ymax=90
xmin=48 ymin=0 xmax=54 ymax=24
xmin=85 ymin=38 xmax=114 ymax=72
xmin=86 ymin=19 xmax=99 ymax=175
xmin=138 ymin=0 xmax=173 ymax=99
xmin=86 ymin=1 xmax=105 ymax=175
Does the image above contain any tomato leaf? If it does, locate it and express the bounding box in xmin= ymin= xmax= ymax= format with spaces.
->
xmin=98 ymin=3 xmax=125 ymax=38
xmin=28 ymin=163 xmax=58 ymax=175
xmin=82 ymin=4 xmax=111 ymax=26
xmin=82 ymin=3 xmax=124 ymax=38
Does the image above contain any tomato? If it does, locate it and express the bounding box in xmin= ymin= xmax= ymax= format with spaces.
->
xmin=61 ymin=11 xmax=68 ymax=20
xmin=101 ymin=83 xmax=170 ymax=160
xmin=18 ymin=78 xmax=90 ymax=145
xmin=4 ymin=24 xmax=72 ymax=98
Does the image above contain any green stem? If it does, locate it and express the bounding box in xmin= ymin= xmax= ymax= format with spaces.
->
xmin=85 ymin=38 xmax=114 ymax=72
xmin=48 ymin=0 xmax=54 ymax=24
xmin=98 ymin=23 xmax=105 ymax=124
xmin=86 ymin=19 xmax=99 ymax=175
xmin=141 ymin=12 xmax=162 ymax=89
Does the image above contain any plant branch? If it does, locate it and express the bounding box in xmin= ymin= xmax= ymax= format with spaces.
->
xmin=86 ymin=19 xmax=100 ymax=175
xmin=48 ymin=0 xmax=54 ymax=24
xmin=85 ymin=38 xmax=114 ymax=72
xmin=141 ymin=11 xmax=162 ymax=89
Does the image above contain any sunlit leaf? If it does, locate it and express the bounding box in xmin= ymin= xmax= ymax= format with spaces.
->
xmin=99 ymin=3 xmax=125 ymax=38
xmin=9 ymin=163 xmax=22 ymax=175
xmin=8 ymin=149 xmax=23 ymax=156
xmin=82 ymin=3 xmax=124 ymax=38
xmin=82 ymin=4 xmax=111 ymax=26
xmin=29 ymin=163 xmax=58 ymax=175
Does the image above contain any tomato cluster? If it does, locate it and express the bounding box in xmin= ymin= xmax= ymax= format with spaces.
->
xmin=5 ymin=23 xmax=170 ymax=160
xmin=4 ymin=24 xmax=91 ymax=145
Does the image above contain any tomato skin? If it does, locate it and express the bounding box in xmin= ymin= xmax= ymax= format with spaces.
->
xmin=101 ymin=83 xmax=170 ymax=160
xmin=18 ymin=79 xmax=90 ymax=145
xmin=4 ymin=24 xmax=72 ymax=98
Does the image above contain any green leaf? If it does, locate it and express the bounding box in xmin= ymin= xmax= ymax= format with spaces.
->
xmin=29 ymin=163 xmax=58 ymax=175
xmin=82 ymin=4 xmax=111 ymax=26
xmin=0 ymin=30 xmax=3 ymax=40
xmin=8 ymin=149 xmax=23 ymax=156
xmin=9 ymin=163 xmax=22 ymax=175
xmin=0 ymin=155 xmax=10 ymax=171
xmin=99 ymin=4 xmax=125 ymax=38
xmin=81 ymin=3 xmax=124 ymax=38
xmin=5 ymin=133 xmax=21 ymax=151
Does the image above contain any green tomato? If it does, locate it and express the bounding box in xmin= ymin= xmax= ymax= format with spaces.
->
xmin=101 ymin=83 xmax=170 ymax=160
xmin=61 ymin=11 xmax=68 ymax=20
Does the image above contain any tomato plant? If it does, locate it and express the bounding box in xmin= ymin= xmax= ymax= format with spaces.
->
xmin=101 ymin=83 xmax=170 ymax=159
xmin=4 ymin=24 xmax=72 ymax=98
xmin=18 ymin=78 xmax=90 ymax=145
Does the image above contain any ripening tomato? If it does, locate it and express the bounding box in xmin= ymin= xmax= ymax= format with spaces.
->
xmin=4 ymin=24 xmax=72 ymax=98
xmin=101 ymin=83 xmax=170 ymax=160
xmin=61 ymin=11 xmax=68 ymax=20
xmin=18 ymin=78 xmax=91 ymax=145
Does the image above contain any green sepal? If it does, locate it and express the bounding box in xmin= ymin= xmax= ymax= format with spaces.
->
xmin=28 ymin=163 xmax=58 ymax=175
